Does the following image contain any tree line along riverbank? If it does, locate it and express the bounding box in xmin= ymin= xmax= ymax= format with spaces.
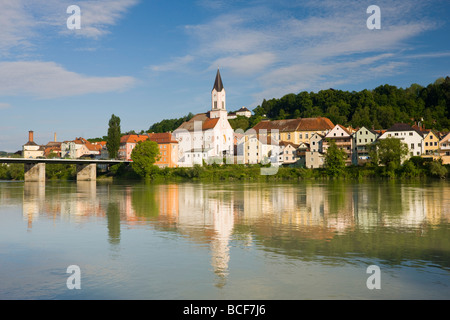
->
xmin=1 ymin=157 xmax=448 ymax=182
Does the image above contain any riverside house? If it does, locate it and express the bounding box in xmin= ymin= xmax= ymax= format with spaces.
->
xmin=118 ymin=134 xmax=149 ymax=161
xmin=322 ymin=124 xmax=354 ymax=166
xmin=378 ymin=123 xmax=424 ymax=159
xmin=237 ymin=134 xmax=279 ymax=165
xmin=422 ymin=130 xmax=440 ymax=156
xmin=353 ymin=126 xmax=379 ymax=165
xmin=148 ymin=132 xmax=179 ymax=168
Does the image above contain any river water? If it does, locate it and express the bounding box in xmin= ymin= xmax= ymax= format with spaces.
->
xmin=0 ymin=179 xmax=448 ymax=300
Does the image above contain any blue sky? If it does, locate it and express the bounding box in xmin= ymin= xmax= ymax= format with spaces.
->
xmin=0 ymin=0 xmax=449 ymax=152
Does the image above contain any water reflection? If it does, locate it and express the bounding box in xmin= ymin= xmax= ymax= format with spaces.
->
xmin=15 ymin=180 xmax=450 ymax=286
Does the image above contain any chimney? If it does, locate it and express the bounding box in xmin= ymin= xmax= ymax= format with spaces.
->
xmin=28 ymin=131 xmax=34 ymax=143
xmin=54 ymin=132 xmax=57 ymax=142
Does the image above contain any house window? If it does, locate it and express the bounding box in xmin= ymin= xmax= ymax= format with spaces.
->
xmin=409 ymin=132 xmax=413 ymax=136
xmin=425 ymin=142 xmax=429 ymax=146
xmin=305 ymin=134 xmax=308 ymax=139
xmin=288 ymin=133 xmax=291 ymax=140
xmin=299 ymin=134 xmax=302 ymax=139
xmin=411 ymin=143 xmax=414 ymax=149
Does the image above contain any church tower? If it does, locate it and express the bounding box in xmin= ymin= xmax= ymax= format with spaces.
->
xmin=210 ymin=68 xmax=227 ymax=119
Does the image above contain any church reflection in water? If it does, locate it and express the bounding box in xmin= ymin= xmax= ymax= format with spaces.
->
xmin=20 ymin=180 xmax=450 ymax=286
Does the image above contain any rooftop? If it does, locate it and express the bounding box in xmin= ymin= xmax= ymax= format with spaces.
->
xmin=252 ymin=117 xmax=334 ymax=133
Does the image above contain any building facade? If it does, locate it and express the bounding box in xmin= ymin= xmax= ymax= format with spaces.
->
xmin=118 ymin=134 xmax=149 ymax=161
xmin=323 ymin=124 xmax=354 ymax=166
xmin=378 ymin=123 xmax=424 ymax=159
xmin=252 ymin=117 xmax=334 ymax=145
xmin=148 ymin=132 xmax=179 ymax=168
xmin=22 ymin=131 xmax=45 ymax=159
xmin=353 ymin=126 xmax=379 ymax=165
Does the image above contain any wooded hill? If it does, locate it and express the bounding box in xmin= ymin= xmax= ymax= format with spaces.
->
xmin=147 ymin=76 xmax=450 ymax=133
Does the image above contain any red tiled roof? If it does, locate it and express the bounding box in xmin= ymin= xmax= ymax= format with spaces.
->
xmin=252 ymin=117 xmax=334 ymax=133
xmin=120 ymin=134 xmax=149 ymax=144
xmin=148 ymin=132 xmax=178 ymax=144
xmin=175 ymin=113 xmax=221 ymax=132
xmin=336 ymin=124 xmax=351 ymax=135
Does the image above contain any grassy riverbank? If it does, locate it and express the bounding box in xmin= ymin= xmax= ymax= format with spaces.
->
xmin=1 ymin=157 xmax=448 ymax=182
xmin=111 ymin=157 xmax=449 ymax=182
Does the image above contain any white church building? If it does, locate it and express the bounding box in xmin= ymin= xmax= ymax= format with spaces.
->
xmin=173 ymin=69 xmax=235 ymax=167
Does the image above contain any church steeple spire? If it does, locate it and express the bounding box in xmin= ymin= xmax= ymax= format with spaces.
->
xmin=213 ymin=68 xmax=224 ymax=92
xmin=210 ymin=68 xmax=227 ymax=118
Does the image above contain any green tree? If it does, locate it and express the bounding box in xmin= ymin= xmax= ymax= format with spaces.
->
xmin=370 ymin=137 xmax=409 ymax=169
xmin=107 ymin=114 xmax=121 ymax=159
xmin=428 ymin=160 xmax=448 ymax=179
xmin=324 ymin=139 xmax=347 ymax=177
xmin=229 ymin=115 xmax=250 ymax=131
xmin=130 ymin=140 xmax=161 ymax=179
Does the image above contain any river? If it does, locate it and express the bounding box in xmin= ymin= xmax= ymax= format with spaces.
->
xmin=0 ymin=179 xmax=448 ymax=300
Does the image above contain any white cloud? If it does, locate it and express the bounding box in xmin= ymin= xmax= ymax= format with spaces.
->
xmin=0 ymin=61 xmax=136 ymax=99
xmin=183 ymin=0 xmax=442 ymax=104
xmin=150 ymin=55 xmax=195 ymax=72
xmin=0 ymin=0 xmax=36 ymax=56
xmin=211 ymin=53 xmax=278 ymax=75
xmin=0 ymin=0 xmax=139 ymax=56
xmin=0 ymin=102 xmax=12 ymax=109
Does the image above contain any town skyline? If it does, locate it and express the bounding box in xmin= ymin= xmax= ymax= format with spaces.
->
xmin=1 ymin=0 xmax=450 ymax=152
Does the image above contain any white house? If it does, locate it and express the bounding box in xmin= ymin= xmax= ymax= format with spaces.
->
xmin=309 ymin=133 xmax=324 ymax=153
xmin=305 ymin=151 xmax=325 ymax=169
xmin=323 ymin=124 xmax=354 ymax=166
xmin=173 ymin=69 xmax=234 ymax=167
xmin=278 ymin=141 xmax=300 ymax=165
xmin=235 ymin=107 xmax=252 ymax=118
xmin=237 ymin=134 xmax=279 ymax=165
xmin=354 ymin=126 xmax=379 ymax=165
xmin=378 ymin=123 xmax=424 ymax=158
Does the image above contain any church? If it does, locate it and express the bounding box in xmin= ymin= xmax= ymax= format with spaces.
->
xmin=173 ymin=69 xmax=234 ymax=167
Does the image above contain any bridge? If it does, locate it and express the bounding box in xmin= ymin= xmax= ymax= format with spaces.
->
xmin=0 ymin=158 xmax=131 ymax=182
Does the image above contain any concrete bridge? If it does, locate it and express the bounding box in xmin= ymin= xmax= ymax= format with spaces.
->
xmin=0 ymin=158 xmax=131 ymax=182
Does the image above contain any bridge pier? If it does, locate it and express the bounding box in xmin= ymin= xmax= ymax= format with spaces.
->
xmin=76 ymin=163 xmax=97 ymax=181
xmin=24 ymin=163 xmax=46 ymax=182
